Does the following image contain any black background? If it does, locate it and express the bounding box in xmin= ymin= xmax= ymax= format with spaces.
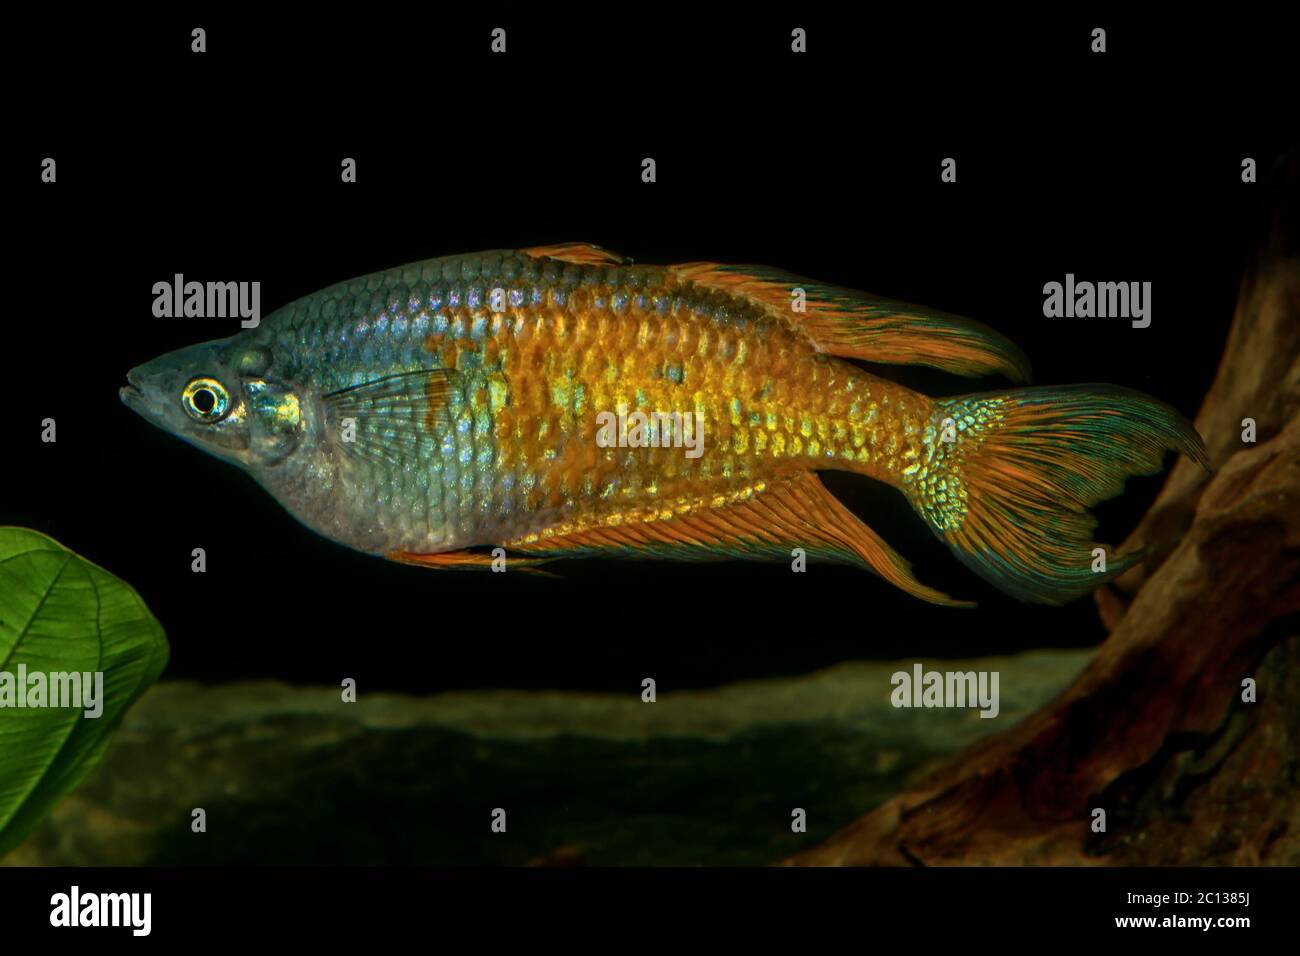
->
xmin=7 ymin=11 xmax=1290 ymax=693
xmin=0 ymin=864 xmax=1282 ymax=942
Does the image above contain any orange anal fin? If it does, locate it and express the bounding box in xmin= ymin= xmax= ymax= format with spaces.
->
xmin=388 ymin=549 xmax=559 ymax=577
xmin=523 ymin=242 xmax=630 ymax=267
xmin=507 ymin=471 xmax=974 ymax=607
xmin=670 ymin=261 xmax=1031 ymax=383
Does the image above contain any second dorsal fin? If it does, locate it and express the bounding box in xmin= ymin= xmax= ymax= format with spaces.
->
xmin=670 ymin=261 xmax=1032 ymax=382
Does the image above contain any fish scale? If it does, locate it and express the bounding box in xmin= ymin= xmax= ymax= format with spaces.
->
xmin=255 ymin=250 xmax=926 ymax=554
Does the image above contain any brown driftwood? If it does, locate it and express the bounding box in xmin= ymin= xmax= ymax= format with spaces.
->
xmin=786 ymin=161 xmax=1300 ymax=867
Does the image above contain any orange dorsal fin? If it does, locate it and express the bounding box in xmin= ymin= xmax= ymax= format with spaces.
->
xmin=523 ymin=242 xmax=630 ymax=266
xmin=505 ymin=471 xmax=973 ymax=607
xmin=669 ymin=261 xmax=1031 ymax=382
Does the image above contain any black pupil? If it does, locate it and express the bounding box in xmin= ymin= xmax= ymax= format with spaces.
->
xmin=193 ymin=388 xmax=216 ymax=414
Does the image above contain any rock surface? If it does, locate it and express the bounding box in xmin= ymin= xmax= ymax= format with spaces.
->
xmin=6 ymin=651 xmax=1086 ymax=866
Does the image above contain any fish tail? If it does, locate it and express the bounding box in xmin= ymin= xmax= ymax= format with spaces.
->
xmin=904 ymin=384 xmax=1210 ymax=604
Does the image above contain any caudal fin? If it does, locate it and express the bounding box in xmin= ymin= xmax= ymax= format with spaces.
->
xmin=905 ymin=385 xmax=1210 ymax=604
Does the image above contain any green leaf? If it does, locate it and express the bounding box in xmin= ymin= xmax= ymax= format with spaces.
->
xmin=0 ymin=527 xmax=169 ymax=857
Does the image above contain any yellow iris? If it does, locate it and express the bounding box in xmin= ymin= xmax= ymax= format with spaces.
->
xmin=181 ymin=377 xmax=231 ymax=422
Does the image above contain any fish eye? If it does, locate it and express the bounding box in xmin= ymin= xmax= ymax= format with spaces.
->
xmin=181 ymin=377 xmax=231 ymax=422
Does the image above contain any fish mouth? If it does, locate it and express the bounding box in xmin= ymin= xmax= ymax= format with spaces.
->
xmin=119 ymin=369 xmax=148 ymax=412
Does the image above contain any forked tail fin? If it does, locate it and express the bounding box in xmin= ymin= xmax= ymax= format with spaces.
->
xmin=905 ymin=384 xmax=1210 ymax=604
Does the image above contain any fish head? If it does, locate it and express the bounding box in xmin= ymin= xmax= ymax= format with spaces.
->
xmin=121 ymin=336 xmax=311 ymax=471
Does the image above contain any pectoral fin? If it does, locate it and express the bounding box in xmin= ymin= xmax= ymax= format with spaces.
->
xmin=506 ymin=470 xmax=973 ymax=607
xmin=323 ymin=369 xmax=459 ymax=466
xmin=670 ymin=261 xmax=1032 ymax=382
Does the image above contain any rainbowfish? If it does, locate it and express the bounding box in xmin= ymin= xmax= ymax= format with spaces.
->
xmin=121 ymin=244 xmax=1209 ymax=605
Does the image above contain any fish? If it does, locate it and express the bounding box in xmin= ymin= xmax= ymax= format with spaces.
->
xmin=121 ymin=243 xmax=1210 ymax=605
